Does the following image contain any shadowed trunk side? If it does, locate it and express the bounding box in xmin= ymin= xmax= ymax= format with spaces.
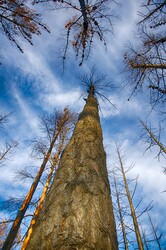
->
xmin=26 ymin=86 xmax=118 ymax=250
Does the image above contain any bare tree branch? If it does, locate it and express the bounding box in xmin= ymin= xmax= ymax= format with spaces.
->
xmin=2 ymin=108 xmax=76 ymax=250
xmin=33 ymin=0 xmax=117 ymax=66
xmin=0 ymin=112 xmax=13 ymax=127
xmin=124 ymin=0 xmax=166 ymax=108
xmin=140 ymin=119 xmax=166 ymax=160
xmin=0 ymin=140 xmax=18 ymax=167
xmin=0 ymin=0 xmax=49 ymax=55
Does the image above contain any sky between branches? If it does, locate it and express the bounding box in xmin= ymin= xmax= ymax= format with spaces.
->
xmin=0 ymin=0 xmax=165 ymax=245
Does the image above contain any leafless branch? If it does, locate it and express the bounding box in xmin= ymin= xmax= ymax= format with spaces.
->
xmin=0 ymin=140 xmax=18 ymax=167
xmin=33 ymin=0 xmax=117 ymax=67
xmin=140 ymin=119 xmax=166 ymax=160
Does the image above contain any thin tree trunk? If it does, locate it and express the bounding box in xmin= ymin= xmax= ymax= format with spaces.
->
xmin=113 ymin=174 xmax=128 ymax=250
xmin=148 ymin=213 xmax=162 ymax=250
xmin=140 ymin=120 xmax=166 ymax=155
xmin=2 ymin=110 xmax=69 ymax=250
xmin=0 ymin=141 xmax=17 ymax=162
xmin=26 ymin=86 xmax=118 ymax=249
xmin=116 ymin=147 xmax=144 ymax=250
xmin=0 ymin=144 xmax=13 ymax=161
xmin=21 ymin=131 xmax=66 ymax=250
xmin=142 ymin=229 xmax=149 ymax=250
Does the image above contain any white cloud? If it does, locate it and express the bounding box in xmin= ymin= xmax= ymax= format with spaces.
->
xmin=0 ymin=0 xmax=165 ymax=244
xmin=0 ymin=146 xmax=36 ymax=197
xmin=11 ymin=87 xmax=40 ymax=136
xmin=105 ymin=138 xmax=166 ymax=236
xmin=40 ymin=88 xmax=83 ymax=110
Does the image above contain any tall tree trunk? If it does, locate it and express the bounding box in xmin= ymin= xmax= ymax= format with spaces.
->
xmin=26 ymin=87 xmax=118 ymax=250
xmin=2 ymin=110 xmax=70 ymax=250
xmin=147 ymin=213 xmax=162 ymax=250
xmin=113 ymin=174 xmax=128 ymax=250
xmin=116 ymin=147 xmax=144 ymax=250
xmin=22 ymin=129 xmax=67 ymax=250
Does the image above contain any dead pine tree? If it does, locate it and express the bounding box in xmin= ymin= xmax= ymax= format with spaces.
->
xmin=116 ymin=146 xmax=144 ymax=250
xmin=0 ymin=1 xmax=49 ymax=53
xmin=33 ymin=0 xmax=117 ymax=67
xmin=0 ymin=220 xmax=22 ymax=249
xmin=0 ymin=220 xmax=8 ymax=248
xmin=25 ymin=80 xmax=118 ymax=249
xmin=2 ymin=108 xmax=74 ymax=250
xmin=0 ymin=112 xmax=18 ymax=167
xmin=140 ymin=119 xmax=166 ymax=157
xmin=0 ymin=140 xmax=18 ymax=167
xmin=112 ymin=172 xmax=129 ymax=250
xmin=21 ymin=126 xmax=70 ymax=250
xmin=139 ymin=119 xmax=166 ymax=175
xmin=124 ymin=0 xmax=166 ymax=107
xmin=147 ymin=213 xmax=162 ymax=250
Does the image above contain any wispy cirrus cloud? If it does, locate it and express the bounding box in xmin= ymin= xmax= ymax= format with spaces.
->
xmin=0 ymin=0 xmax=165 ymax=245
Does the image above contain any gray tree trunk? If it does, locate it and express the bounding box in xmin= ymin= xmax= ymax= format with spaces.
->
xmin=116 ymin=148 xmax=144 ymax=250
xmin=26 ymin=90 xmax=118 ymax=250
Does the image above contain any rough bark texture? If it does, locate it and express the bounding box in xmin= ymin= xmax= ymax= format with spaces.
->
xmin=2 ymin=110 xmax=70 ymax=250
xmin=26 ymin=91 xmax=118 ymax=250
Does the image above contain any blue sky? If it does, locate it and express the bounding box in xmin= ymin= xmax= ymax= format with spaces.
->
xmin=0 ymin=0 xmax=166 ymax=248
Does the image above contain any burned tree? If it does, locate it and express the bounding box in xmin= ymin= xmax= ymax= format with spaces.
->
xmin=0 ymin=0 xmax=49 ymax=54
xmin=21 ymin=125 xmax=71 ymax=250
xmin=147 ymin=213 xmax=163 ymax=250
xmin=0 ymin=220 xmax=8 ymax=248
xmin=112 ymin=172 xmax=129 ymax=250
xmin=115 ymin=147 xmax=144 ymax=250
xmin=2 ymin=108 xmax=74 ymax=250
xmin=124 ymin=0 xmax=166 ymax=175
xmin=124 ymin=0 xmax=166 ymax=107
xmin=0 ymin=112 xmax=13 ymax=127
xmin=0 ymin=140 xmax=18 ymax=167
xmin=140 ymin=119 xmax=166 ymax=158
xmin=33 ymin=0 xmax=116 ymax=66
xmin=24 ymin=83 xmax=118 ymax=249
xmin=0 ymin=112 xmax=18 ymax=167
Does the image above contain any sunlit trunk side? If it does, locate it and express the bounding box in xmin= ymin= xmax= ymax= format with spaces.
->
xmin=21 ymin=129 xmax=67 ymax=250
xmin=2 ymin=110 xmax=70 ymax=250
xmin=26 ymin=86 xmax=118 ymax=250
xmin=116 ymin=148 xmax=144 ymax=250
xmin=113 ymin=174 xmax=129 ymax=250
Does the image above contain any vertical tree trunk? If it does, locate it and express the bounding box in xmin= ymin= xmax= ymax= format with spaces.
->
xmin=22 ymin=130 xmax=67 ymax=250
xmin=116 ymin=147 xmax=144 ymax=250
xmin=113 ymin=174 xmax=128 ymax=250
xmin=26 ymin=87 xmax=118 ymax=249
xmin=2 ymin=110 xmax=70 ymax=250
xmin=147 ymin=213 xmax=162 ymax=250
xmin=142 ymin=228 xmax=149 ymax=250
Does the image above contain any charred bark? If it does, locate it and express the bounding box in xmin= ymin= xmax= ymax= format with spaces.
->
xmin=26 ymin=88 xmax=118 ymax=249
